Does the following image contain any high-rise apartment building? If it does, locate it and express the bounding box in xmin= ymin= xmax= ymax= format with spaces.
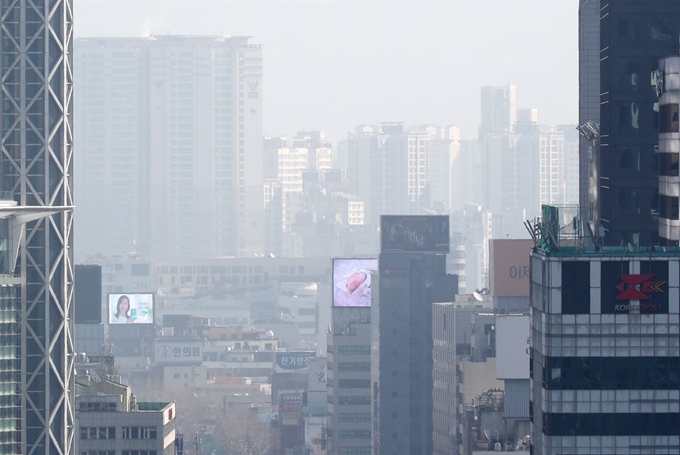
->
xmin=345 ymin=124 xmax=457 ymax=225
xmin=0 ymin=2 xmax=75 ymax=453
xmin=558 ymin=124 xmax=580 ymax=207
xmin=75 ymin=36 xmax=264 ymax=259
xmin=580 ymin=1 xmax=680 ymax=246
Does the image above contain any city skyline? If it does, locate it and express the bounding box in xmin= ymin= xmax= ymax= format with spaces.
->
xmin=74 ymin=0 xmax=579 ymax=139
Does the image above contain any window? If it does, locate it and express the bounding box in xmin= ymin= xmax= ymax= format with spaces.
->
xmin=545 ymin=357 xmax=679 ymax=390
xmin=81 ymin=452 xmax=115 ymax=455
xmin=660 ymin=194 xmax=679 ymax=220
xmin=78 ymin=402 xmax=116 ymax=412
xmin=338 ymin=449 xmax=371 ymax=455
xmin=338 ymin=396 xmax=370 ymax=406
xmin=651 ymin=16 xmax=674 ymax=42
xmin=339 ymin=379 xmax=370 ymax=389
xmin=617 ymin=188 xmax=638 ymax=213
xmin=130 ymin=263 xmax=150 ymax=276
xmin=338 ymin=362 xmax=371 ymax=372
xmin=338 ymin=430 xmax=371 ymax=440
xmin=618 ymin=102 xmax=640 ymax=131
xmin=618 ymin=15 xmax=641 ymax=41
xmin=659 ymin=153 xmax=679 ymax=177
xmin=561 ymin=262 xmax=590 ymax=314
xmin=122 ymin=426 xmax=157 ymax=440
xmin=660 ymin=103 xmax=680 ymax=133
xmin=619 ymin=147 xmax=640 ymax=172
xmin=338 ymin=345 xmax=370 ymax=355
xmin=122 ymin=452 xmax=157 ymax=455
xmin=79 ymin=427 xmax=115 ymax=440
xmin=618 ymin=59 xmax=641 ymax=91
xmin=339 ymin=413 xmax=371 ymax=422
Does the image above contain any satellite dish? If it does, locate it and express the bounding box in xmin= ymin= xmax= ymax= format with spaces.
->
xmin=473 ymin=292 xmax=483 ymax=302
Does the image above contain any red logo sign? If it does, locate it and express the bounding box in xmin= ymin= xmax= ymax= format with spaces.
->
xmin=615 ymin=274 xmax=666 ymax=300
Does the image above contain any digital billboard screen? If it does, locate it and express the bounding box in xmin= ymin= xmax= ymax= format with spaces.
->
xmin=108 ymin=293 xmax=154 ymax=325
xmin=380 ymin=215 xmax=450 ymax=253
xmin=332 ymin=258 xmax=378 ymax=307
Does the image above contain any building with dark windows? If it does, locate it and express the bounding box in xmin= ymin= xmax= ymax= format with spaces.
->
xmin=529 ymin=207 xmax=680 ymax=455
xmin=372 ymin=215 xmax=457 ymax=455
xmin=0 ymin=2 xmax=75 ymax=454
xmin=580 ymin=0 xmax=680 ymax=246
xmin=75 ymin=376 xmax=177 ymax=455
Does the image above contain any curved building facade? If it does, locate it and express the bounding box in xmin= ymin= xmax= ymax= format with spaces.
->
xmin=658 ymin=56 xmax=680 ymax=245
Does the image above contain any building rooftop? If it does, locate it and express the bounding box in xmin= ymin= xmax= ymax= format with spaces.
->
xmin=533 ymin=245 xmax=680 ymax=259
xmin=137 ymin=402 xmax=172 ymax=412
xmin=529 ymin=204 xmax=680 ymax=258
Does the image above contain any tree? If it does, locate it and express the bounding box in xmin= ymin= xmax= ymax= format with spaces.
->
xmin=214 ymin=408 xmax=275 ymax=455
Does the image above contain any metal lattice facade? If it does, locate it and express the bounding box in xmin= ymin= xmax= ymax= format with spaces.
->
xmin=0 ymin=1 xmax=74 ymax=454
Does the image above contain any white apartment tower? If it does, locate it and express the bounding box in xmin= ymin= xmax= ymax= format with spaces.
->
xmin=75 ymin=36 xmax=264 ymax=259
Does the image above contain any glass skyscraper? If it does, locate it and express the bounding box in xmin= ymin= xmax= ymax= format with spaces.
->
xmin=0 ymin=1 xmax=75 ymax=454
xmin=580 ymin=0 xmax=680 ymax=246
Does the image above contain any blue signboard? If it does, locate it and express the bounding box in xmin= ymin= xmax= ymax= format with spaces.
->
xmin=274 ymin=351 xmax=315 ymax=373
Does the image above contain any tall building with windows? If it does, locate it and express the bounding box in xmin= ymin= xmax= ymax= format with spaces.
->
xmin=372 ymin=217 xmax=456 ymax=455
xmin=327 ymin=307 xmax=372 ymax=455
xmin=75 ymin=36 xmax=264 ymax=259
xmin=530 ymin=207 xmax=680 ymax=455
xmin=580 ymin=1 xmax=680 ymax=246
xmin=0 ymin=1 xmax=75 ymax=454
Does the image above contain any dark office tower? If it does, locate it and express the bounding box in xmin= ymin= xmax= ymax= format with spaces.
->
xmin=0 ymin=1 xmax=75 ymax=454
xmin=581 ymin=1 xmax=680 ymax=246
xmin=372 ymin=216 xmax=456 ymax=455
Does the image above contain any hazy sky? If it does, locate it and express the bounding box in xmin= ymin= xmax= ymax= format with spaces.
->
xmin=76 ymin=0 xmax=578 ymax=139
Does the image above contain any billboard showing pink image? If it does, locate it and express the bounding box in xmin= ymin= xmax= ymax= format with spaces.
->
xmin=333 ymin=258 xmax=378 ymax=307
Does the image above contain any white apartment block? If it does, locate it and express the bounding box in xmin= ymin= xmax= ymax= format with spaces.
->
xmin=539 ymin=129 xmax=566 ymax=207
xmin=75 ymin=36 xmax=264 ymax=260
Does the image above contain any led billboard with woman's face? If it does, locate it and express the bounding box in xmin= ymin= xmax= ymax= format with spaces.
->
xmin=332 ymin=259 xmax=378 ymax=307
xmin=108 ymin=293 xmax=154 ymax=324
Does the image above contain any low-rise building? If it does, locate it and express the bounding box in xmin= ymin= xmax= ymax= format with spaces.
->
xmin=75 ymin=377 xmax=177 ymax=455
